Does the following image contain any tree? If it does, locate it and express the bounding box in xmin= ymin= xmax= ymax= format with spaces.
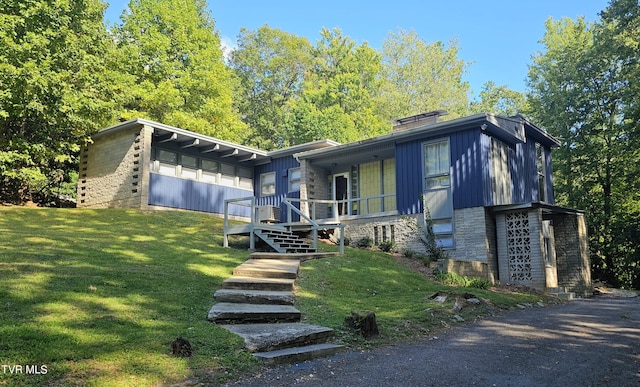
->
xmin=116 ymin=0 xmax=245 ymax=141
xmin=470 ymin=81 xmax=528 ymax=116
xmin=378 ymin=29 xmax=470 ymax=121
xmin=285 ymin=28 xmax=390 ymax=144
xmin=527 ymin=6 xmax=640 ymax=288
xmin=229 ymin=25 xmax=313 ymax=150
xmin=0 ymin=0 xmax=125 ymax=203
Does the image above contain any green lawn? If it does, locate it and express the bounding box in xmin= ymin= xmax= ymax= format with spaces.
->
xmin=0 ymin=207 xmax=546 ymax=386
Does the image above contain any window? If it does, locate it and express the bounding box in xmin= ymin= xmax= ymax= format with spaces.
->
xmin=201 ymin=159 xmax=218 ymax=184
xmin=288 ymin=168 xmax=301 ymax=192
xmin=151 ymin=149 xmax=253 ymax=190
xmin=423 ymin=139 xmax=454 ymax=248
xmin=180 ymin=155 xmax=198 ymax=179
xmin=261 ymin=172 xmax=276 ymax=196
xmin=424 ymin=140 xmax=450 ymax=189
xmin=536 ymin=143 xmax=546 ymax=202
xmin=157 ymin=149 xmax=177 ymax=176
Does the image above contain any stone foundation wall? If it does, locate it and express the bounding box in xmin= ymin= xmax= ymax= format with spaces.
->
xmin=341 ymin=213 xmax=426 ymax=253
xmin=438 ymin=259 xmax=488 ymax=279
xmin=552 ymin=212 xmax=592 ymax=297
xmin=77 ymin=124 xmax=152 ymax=209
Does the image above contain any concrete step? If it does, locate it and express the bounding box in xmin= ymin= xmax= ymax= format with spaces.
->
xmin=547 ymin=287 xmax=576 ymax=301
xmin=221 ymin=276 xmax=295 ymax=291
xmin=207 ymin=303 xmax=301 ymax=323
xmin=233 ymin=259 xmax=300 ymax=279
xmin=214 ymin=289 xmax=294 ymax=305
xmin=253 ymin=343 xmax=345 ymax=364
xmin=220 ymin=323 xmax=335 ymax=352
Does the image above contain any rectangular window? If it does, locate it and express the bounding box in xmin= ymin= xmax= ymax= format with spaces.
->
xmin=536 ymin=143 xmax=546 ymax=202
xmin=424 ymin=140 xmax=450 ymax=189
xmin=201 ymin=159 xmax=218 ymax=184
xmin=180 ymin=155 xmax=198 ymax=179
xmin=156 ymin=149 xmax=177 ymax=176
xmin=288 ymin=168 xmax=301 ymax=192
xmin=261 ymin=172 xmax=276 ymax=196
xmin=219 ymin=163 xmax=236 ymax=187
xmin=238 ymin=167 xmax=254 ymax=191
xmin=424 ymin=139 xmax=454 ymax=248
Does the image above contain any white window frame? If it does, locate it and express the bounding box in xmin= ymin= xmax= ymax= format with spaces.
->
xmin=288 ymin=167 xmax=301 ymax=193
xmin=260 ymin=172 xmax=276 ymax=196
xmin=423 ymin=138 xmax=454 ymax=249
xmin=536 ymin=143 xmax=547 ymax=202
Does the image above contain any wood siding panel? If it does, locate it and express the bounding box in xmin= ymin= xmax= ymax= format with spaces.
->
xmin=254 ymin=155 xmax=301 ymax=222
xmin=383 ymin=158 xmax=397 ymax=211
xmin=148 ymin=173 xmax=251 ymax=217
xmin=360 ymin=161 xmax=382 ymax=213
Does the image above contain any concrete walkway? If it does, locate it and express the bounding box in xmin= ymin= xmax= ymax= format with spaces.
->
xmin=208 ymin=252 xmax=344 ymax=363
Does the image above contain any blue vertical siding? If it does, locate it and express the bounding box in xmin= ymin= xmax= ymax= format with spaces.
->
xmin=395 ymin=140 xmax=424 ymax=215
xmin=148 ymin=173 xmax=252 ymax=217
xmin=254 ymin=155 xmax=301 ymax=222
xmin=396 ymin=129 xmax=486 ymax=215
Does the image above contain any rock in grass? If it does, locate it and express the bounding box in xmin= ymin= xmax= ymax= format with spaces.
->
xmin=344 ymin=311 xmax=379 ymax=338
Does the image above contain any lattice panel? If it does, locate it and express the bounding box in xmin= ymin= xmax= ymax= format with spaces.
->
xmin=506 ymin=211 xmax=532 ymax=281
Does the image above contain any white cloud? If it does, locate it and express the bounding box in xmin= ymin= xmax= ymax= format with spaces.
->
xmin=220 ymin=35 xmax=237 ymax=63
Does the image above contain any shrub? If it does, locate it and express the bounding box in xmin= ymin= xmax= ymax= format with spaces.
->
xmin=402 ymin=249 xmax=415 ymax=258
xmin=467 ymin=278 xmax=491 ymax=289
xmin=355 ymin=236 xmax=374 ymax=248
xmin=378 ymin=240 xmax=395 ymax=252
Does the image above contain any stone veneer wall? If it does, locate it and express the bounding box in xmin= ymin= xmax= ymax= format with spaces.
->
xmin=77 ymin=124 xmax=152 ymax=209
xmin=341 ymin=206 xmax=499 ymax=283
xmin=551 ymin=212 xmax=592 ymax=297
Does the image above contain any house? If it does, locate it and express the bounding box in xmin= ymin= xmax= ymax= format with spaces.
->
xmin=78 ymin=111 xmax=591 ymax=296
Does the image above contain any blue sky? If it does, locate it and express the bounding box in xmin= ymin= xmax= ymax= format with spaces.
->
xmin=104 ymin=0 xmax=610 ymax=98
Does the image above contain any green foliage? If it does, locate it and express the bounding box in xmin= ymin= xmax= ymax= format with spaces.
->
xmin=470 ymin=81 xmax=528 ymax=116
xmin=355 ymin=236 xmax=374 ymax=248
xmin=285 ymin=28 xmax=391 ymax=144
xmin=378 ymin=29 xmax=471 ymax=121
xmin=435 ymin=272 xmax=490 ymax=289
xmin=230 ymin=25 xmax=313 ymax=150
xmin=527 ymin=1 xmax=640 ymax=288
xmin=115 ymin=0 xmax=245 ymax=141
xmin=0 ymin=0 xmax=124 ymax=203
xmin=378 ymin=240 xmax=395 ymax=253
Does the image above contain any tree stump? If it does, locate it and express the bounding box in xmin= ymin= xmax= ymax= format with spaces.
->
xmin=344 ymin=311 xmax=379 ymax=338
xmin=169 ymin=337 xmax=193 ymax=357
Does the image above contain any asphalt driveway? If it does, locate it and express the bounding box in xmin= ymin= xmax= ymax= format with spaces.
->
xmin=225 ymin=295 xmax=640 ymax=386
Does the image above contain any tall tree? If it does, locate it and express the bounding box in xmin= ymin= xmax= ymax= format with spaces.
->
xmin=378 ymin=29 xmax=470 ymax=121
xmin=285 ymin=28 xmax=390 ymax=144
xmin=0 ymin=0 xmax=125 ymax=203
xmin=527 ymin=6 xmax=640 ymax=288
xmin=470 ymin=81 xmax=528 ymax=116
xmin=229 ymin=25 xmax=313 ymax=150
xmin=116 ymin=0 xmax=244 ymax=141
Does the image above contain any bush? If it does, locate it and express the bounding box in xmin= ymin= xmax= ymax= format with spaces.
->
xmin=435 ymin=271 xmax=491 ymax=289
xmin=402 ymin=249 xmax=415 ymax=258
xmin=378 ymin=240 xmax=395 ymax=252
xmin=467 ymin=278 xmax=491 ymax=289
xmin=355 ymin=237 xmax=374 ymax=248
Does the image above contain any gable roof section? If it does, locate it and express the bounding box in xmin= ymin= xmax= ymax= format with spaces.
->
xmin=91 ymin=119 xmax=340 ymax=166
xmin=294 ymin=113 xmax=560 ymax=166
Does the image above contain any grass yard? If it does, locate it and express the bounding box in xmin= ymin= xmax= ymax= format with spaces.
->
xmin=0 ymin=207 xmax=548 ymax=386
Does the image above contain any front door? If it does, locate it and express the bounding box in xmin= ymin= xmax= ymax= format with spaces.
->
xmin=334 ymin=174 xmax=349 ymax=216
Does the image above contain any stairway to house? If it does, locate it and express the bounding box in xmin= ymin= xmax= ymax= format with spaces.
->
xmin=254 ymin=227 xmax=317 ymax=254
xmin=207 ymin=252 xmax=343 ymax=364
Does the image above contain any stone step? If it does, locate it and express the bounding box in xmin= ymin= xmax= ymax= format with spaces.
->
xmin=220 ymin=323 xmax=335 ymax=352
xmin=250 ymin=252 xmax=339 ymax=261
xmin=213 ymin=289 xmax=294 ymax=305
xmin=547 ymin=287 xmax=576 ymax=301
xmin=207 ymin=303 xmax=301 ymax=323
xmin=221 ymin=276 xmax=295 ymax=291
xmin=253 ymin=343 xmax=345 ymax=364
xmin=233 ymin=259 xmax=300 ymax=279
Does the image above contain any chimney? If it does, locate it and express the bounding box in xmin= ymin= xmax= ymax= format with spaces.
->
xmin=393 ymin=110 xmax=448 ymax=132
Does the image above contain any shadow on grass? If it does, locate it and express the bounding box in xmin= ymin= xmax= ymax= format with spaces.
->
xmin=0 ymin=208 xmax=257 ymax=386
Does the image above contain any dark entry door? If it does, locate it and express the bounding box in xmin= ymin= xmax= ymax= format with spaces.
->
xmin=335 ymin=175 xmax=348 ymax=215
